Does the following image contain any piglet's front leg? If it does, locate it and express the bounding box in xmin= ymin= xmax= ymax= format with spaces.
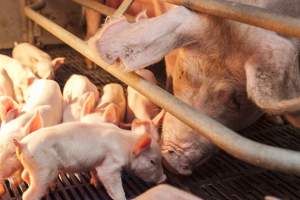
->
xmin=95 ymin=159 xmax=125 ymax=200
xmin=88 ymin=6 xmax=203 ymax=71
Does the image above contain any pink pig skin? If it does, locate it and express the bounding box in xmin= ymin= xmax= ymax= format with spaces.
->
xmin=63 ymin=74 xmax=99 ymax=122
xmin=0 ymin=80 xmax=63 ymax=182
xmin=0 ymin=54 xmax=36 ymax=103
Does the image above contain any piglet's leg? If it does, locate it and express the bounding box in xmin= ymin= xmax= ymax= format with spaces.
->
xmin=88 ymin=6 xmax=204 ymax=71
xmin=95 ymin=162 xmax=125 ymax=200
xmin=22 ymin=169 xmax=57 ymax=200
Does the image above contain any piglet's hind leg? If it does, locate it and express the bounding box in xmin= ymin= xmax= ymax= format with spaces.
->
xmin=22 ymin=169 xmax=57 ymax=200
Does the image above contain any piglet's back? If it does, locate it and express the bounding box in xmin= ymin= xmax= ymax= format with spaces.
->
xmin=21 ymin=122 xmax=127 ymax=153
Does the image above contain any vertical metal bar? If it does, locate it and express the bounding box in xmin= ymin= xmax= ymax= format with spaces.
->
xmin=24 ymin=6 xmax=300 ymax=175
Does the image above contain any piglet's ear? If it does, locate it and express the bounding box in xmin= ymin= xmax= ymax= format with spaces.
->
xmin=52 ymin=57 xmax=65 ymax=71
xmin=27 ymin=77 xmax=35 ymax=86
xmin=133 ymin=134 xmax=152 ymax=157
xmin=102 ymin=104 xmax=118 ymax=124
xmin=132 ymin=119 xmax=159 ymax=141
xmin=80 ymin=93 xmax=96 ymax=118
xmin=152 ymin=109 xmax=166 ymax=128
xmin=23 ymin=111 xmax=43 ymax=135
xmin=131 ymin=119 xmax=150 ymax=134
xmin=0 ymin=96 xmax=20 ymax=123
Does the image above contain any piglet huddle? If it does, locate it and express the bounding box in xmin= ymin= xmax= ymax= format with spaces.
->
xmin=0 ymin=43 xmax=166 ymax=200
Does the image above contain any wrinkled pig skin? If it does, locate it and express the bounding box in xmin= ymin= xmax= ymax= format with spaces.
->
xmin=0 ymin=54 xmax=36 ymax=103
xmin=126 ymin=69 xmax=161 ymax=122
xmin=134 ymin=184 xmax=203 ymax=200
xmin=16 ymin=121 xmax=166 ymax=200
xmin=63 ymin=74 xmax=99 ymax=122
xmin=0 ymin=80 xmax=63 ymax=181
xmin=12 ymin=42 xmax=65 ymax=79
xmin=90 ymin=1 xmax=300 ymax=174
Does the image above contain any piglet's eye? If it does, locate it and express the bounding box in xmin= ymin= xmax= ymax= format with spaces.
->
xmin=150 ymin=160 xmax=156 ymax=165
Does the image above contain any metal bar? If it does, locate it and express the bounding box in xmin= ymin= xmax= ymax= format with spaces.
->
xmin=72 ymin=0 xmax=135 ymax=22
xmin=165 ymin=0 xmax=300 ymax=38
xmin=24 ymin=6 xmax=300 ymax=175
xmin=19 ymin=0 xmax=28 ymax=42
xmin=112 ymin=0 xmax=134 ymax=19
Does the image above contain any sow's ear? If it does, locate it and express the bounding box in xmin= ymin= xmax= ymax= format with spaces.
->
xmin=245 ymin=42 xmax=300 ymax=128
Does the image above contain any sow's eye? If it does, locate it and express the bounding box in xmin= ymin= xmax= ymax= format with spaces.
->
xmin=168 ymin=150 xmax=175 ymax=154
xmin=150 ymin=160 xmax=156 ymax=165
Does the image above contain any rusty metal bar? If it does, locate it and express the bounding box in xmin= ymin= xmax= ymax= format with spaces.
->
xmin=112 ymin=0 xmax=134 ymax=19
xmin=24 ymin=6 xmax=300 ymax=175
xmin=165 ymin=0 xmax=300 ymax=38
xmin=72 ymin=0 xmax=135 ymax=22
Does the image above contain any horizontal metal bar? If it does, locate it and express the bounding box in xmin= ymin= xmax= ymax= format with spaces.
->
xmin=24 ymin=6 xmax=300 ymax=175
xmin=165 ymin=0 xmax=300 ymax=38
xmin=72 ymin=0 xmax=135 ymax=22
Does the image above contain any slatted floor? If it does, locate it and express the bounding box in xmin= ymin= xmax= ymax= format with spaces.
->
xmin=0 ymin=45 xmax=300 ymax=200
